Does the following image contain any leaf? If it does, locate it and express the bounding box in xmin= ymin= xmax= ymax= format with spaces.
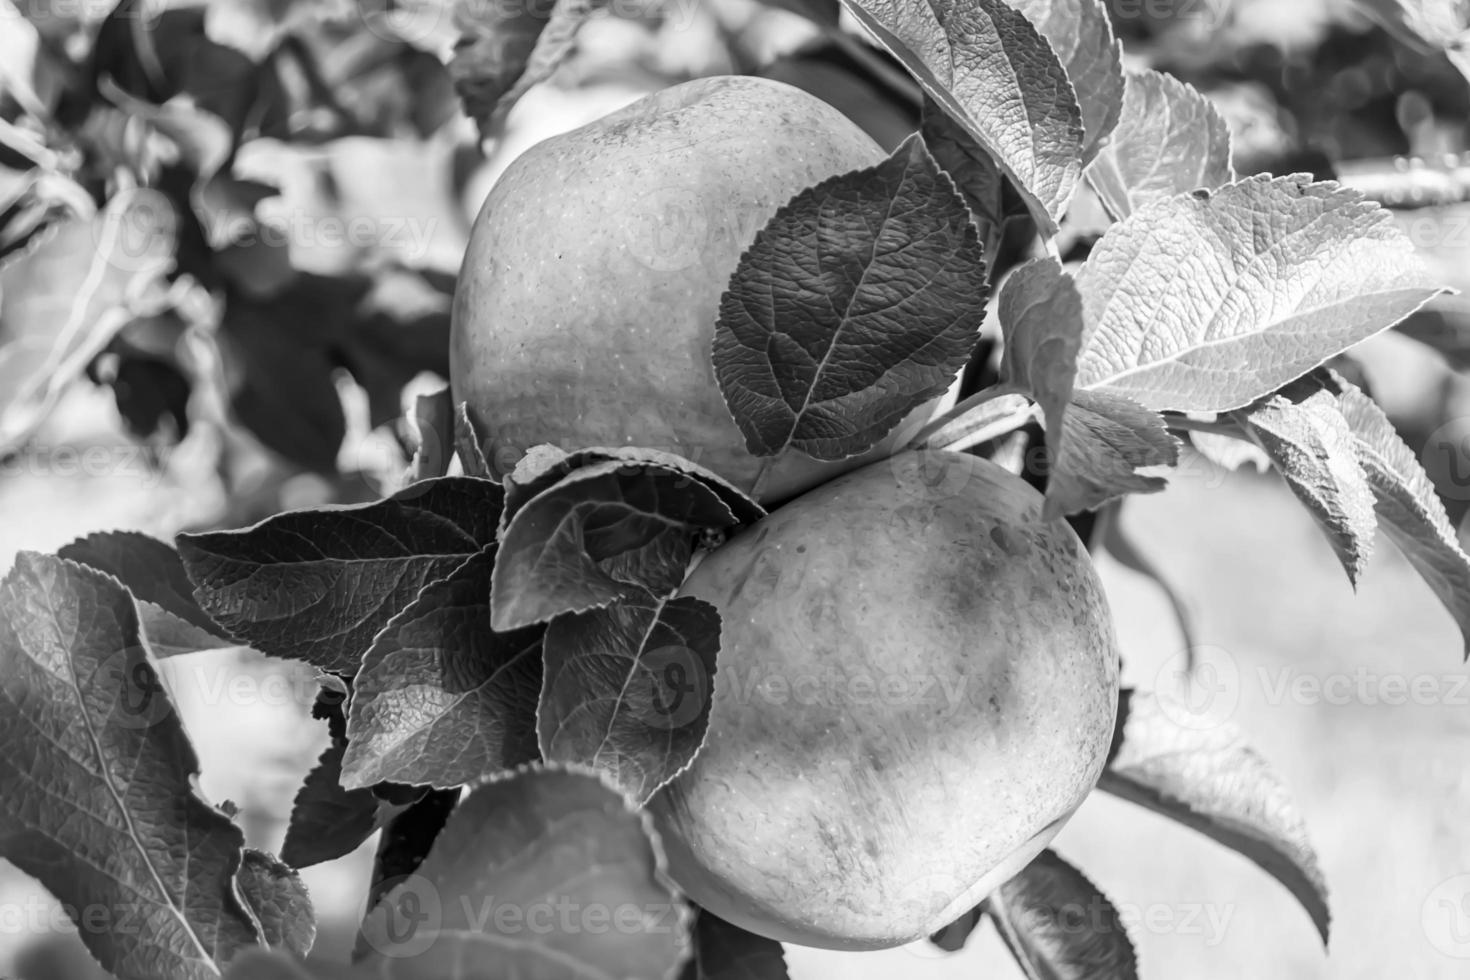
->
xmin=1097 ymin=501 xmax=1198 ymax=654
xmin=541 ymin=595 xmax=720 ymax=803
xmin=357 ymin=764 xmax=690 ymax=978
xmin=59 ymin=531 xmax=235 ymax=656
xmin=344 ymin=548 xmax=544 ymax=789
xmin=928 ymin=906 xmax=985 ymax=952
xmin=1086 ymin=70 xmax=1234 ymax=221
xmin=1323 ymin=371 xmax=1470 ymax=654
xmin=1356 ymin=0 xmax=1470 ymax=84
xmin=220 ymin=272 xmax=369 ymax=473
xmin=236 ymin=850 xmax=316 ymax=956
xmin=450 ymin=0 xmax=607 ymax=137
xmin=0 ymin=553 xmax=264 ymax=980
xmin=840 ymin=0 xmax=1082 ymax=229
xmin=1234 ymin=377 xmax=1378 ymax=584
xmin=502 ymin=445 xmax=764 ymax=533
xmin=0 ymin=189 xmax=177 ymax=453
xmin=178 ymin=476 xmax=503 ymax=673
xmin=281 ymin=740 xmax=385 ymax=869
xmin=492 ymin=458 xmax=745 ymax=632
xmin=919 ymin=96 xmax=1025 ymax=259
xmin=998 ymin=256 xmax=1085 ymax=485
xmin=679 ymin=909 xmax=789 ymax=979
xmin=1005 ymin=0 xmax=1124 ymax=164
xmin=1397 ymin=308 xmax=1470 ymax=372
xmin=455 ymin=401 xmax=493 ymax=477
xmin=714 ymin=135 xmax=986 ymax=462
xmin=1073 ymin=174 xmax=1443 ymax=412
xmin=1100 ymin=689 xmax=1331 ymax=943
xmin=409 ymin=386 xmax=455 ymax=482
xmin=1047 ymin=390 xmax=1179 ymax=516
xmin=988 ymin=849 xmax=1138 ymax=980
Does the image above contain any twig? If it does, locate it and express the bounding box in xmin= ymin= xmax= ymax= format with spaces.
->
xmin=906 ymin=386 xmax=1030 ymax=451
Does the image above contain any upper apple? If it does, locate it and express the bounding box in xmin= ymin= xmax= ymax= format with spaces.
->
xmin=451 ymin=75 xmax=935 ymax=502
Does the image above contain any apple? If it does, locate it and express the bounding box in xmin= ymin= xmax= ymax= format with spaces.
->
xmin=450 ymin=75 xmax=943 ymax=503
xmin=648 ymin=450 xmax=1120 ymax=949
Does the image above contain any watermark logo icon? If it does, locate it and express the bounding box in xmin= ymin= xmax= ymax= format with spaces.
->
xmin=1154 ymin=643 xmax=1240 ymax=730
xmin=629 ymin=645 xmax=708 ymax=730
xmin=1424 ymin=874 xmax=1470 ymax=958
xmin=359 ymin=874 xmax=443 ymax=959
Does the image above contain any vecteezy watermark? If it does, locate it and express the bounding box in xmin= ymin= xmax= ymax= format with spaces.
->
xmin=208 ymin=207 xmax=443 ymax=264
xmin=0 ymin=442 xmax=173 ymax=486
xmin=1256 ymin=666 xmax=1470 ymax=708
xmin=721 ymin=663 xmax=970 ymax=715
xmin=1015 ymin=896 xmax=1235 ymax=947
xmin=616 ymin=647 xmax=972 ymax=732
xmin=357 ymin=874 xmax=683 ymax=958
xmin=0 ymin=895 xmax=173 ymax=938
xmin=1423 ymin=873 xmax=1470 ymax=958
xmin=98 ymin=647 xmax=320 ymax=731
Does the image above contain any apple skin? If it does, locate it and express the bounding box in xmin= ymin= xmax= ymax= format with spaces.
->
xmin=450 ymin=75 xmax=941 ymax=503
xmin=648 ymin=451 xmax=1120 ymax=949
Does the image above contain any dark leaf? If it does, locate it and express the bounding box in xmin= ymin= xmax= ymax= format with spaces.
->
xmin=236 ymin=850 xmax=316 ymax=955
xmin=0 ymin=553 xmax=263 ymax=980
xmin=839 ymin=0 xmax=1083 ymax=229
xmin=928 ymin=906 xmax=985 ymax=953
xmin=679 ymin=909 xmax=789 ymax=979
xmin=1086 ymin=70 xmax=1234 ymax=221
xmin=358 ymin=787 xmax=462 ymax=948
xmin=1100 ymin=689 xmax=1331 ymax=943
xmin=357 ymin=764 xmax=690 ymax=978
xmin=220 ymin=272 xmax=372 ymax=473
xmin=451 ymin=0 xmax=607 ymax=136
xmin=1234 ymin=377 xmax=1377 ymax=584
xmin=1047 ymin=389 xmax=1179 ymax=516
xmin=1324 ymin=371 xmax=1470 ymax=655
xmin=178 ymin=476 xmax=503 ymax=672
xmin=919 ymin=96 xmax=1024 ymax=259
xmin=541 ymin=595 xmax=720 ymax=803
xmin=344 ymin=548 xmax=544 ymax=789
xmin=492 ymin=459 xmax=743 ymax=631
xmin=281 ymin=740 xmax=385 ymax=870
xmin=714 ymin=135 xmax=986 ymax=462
xmin=59 ymin=530 xmax=230 ymax=639
xmin=989 ymin=849 xmax=1138 ymax=980
xmin=1073 ymin=175 xmax=1441 ymax=413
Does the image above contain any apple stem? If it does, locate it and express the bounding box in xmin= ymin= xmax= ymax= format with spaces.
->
xmin=908 ymin=386 xmax=1032 ymax=452
xmin=750 ymin=457 xmax=775 ymax=501
xmin=1163 ymin=414 xmax=1248 ymax=439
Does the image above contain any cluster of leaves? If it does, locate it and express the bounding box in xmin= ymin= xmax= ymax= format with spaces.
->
xmin=4 ymin=0 xmax=1470 ymax=978
xmin=0 ymin=0 xmax=458 ymax=478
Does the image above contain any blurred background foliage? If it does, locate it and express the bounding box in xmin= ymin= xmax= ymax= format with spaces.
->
xmin=3 ymin=0 xmax=1470 ymax=977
